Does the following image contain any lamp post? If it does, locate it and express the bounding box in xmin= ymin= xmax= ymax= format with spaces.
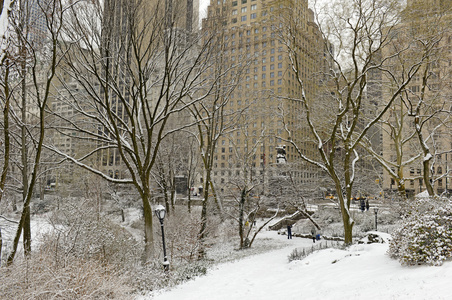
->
xmin=374 ymin=207 xmax=379 ymax=231
xmin=154 ymin=205 xmax=169 ymax=271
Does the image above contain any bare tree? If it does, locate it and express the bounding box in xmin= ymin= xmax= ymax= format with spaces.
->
xmin=50 ymin=0 xmax=216 ymax=262
xmin=0 ymin=0 xmax=16 ymax=206
xmin=1 ymin=0 xmax=66 ymax=263
xmin=224 ymin=115 xmax=291 ymax=249
xmin=279 ymin=0 xmax=432 ymax=244
xmin=188 ymin=20 xmax=246 ymax=257
xmin=364 ymin=0 xmax=452 ymax=198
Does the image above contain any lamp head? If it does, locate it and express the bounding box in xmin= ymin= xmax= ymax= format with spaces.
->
xmin=154 ymin=204 xmax=166 ymax=221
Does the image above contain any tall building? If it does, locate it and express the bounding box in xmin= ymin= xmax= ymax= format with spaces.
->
xmin=202 ymin=0 xmax=327 ymax=194
xmin=43 ymin=0 xmax=200 ymax=190
xmin=97 ymin=0 xmax=200 ymax=179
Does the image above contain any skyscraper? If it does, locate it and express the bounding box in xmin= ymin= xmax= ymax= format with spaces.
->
xmin=202 ymin=0 xmax=327 ymax=193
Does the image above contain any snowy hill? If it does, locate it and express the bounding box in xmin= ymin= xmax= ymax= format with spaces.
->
xmin=143 ymin=230 xmax=452 ymax=300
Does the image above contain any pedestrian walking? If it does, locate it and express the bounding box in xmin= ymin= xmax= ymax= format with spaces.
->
xmin=287 ymin=224 xmax=292 ymax=239
xmin=366 ymin=199 xmax=370 ymax=211
xmin=311 ymin=228 xmax=316 ymax=243
xmin=360 ymin=199 xmax=365 ymax=212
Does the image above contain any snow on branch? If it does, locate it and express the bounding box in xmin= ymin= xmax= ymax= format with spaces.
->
xmin=0 ymin=0 xmax=14 ymax=63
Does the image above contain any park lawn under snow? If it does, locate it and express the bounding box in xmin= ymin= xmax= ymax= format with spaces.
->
xmin=144 ymin=231 xmax=452 ymax=300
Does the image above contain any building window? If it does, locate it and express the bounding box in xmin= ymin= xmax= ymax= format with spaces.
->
xmin=251 ymin=13 xmax=257 ymax=19
xmin=241 ymin=7 xmax=247 ymax=12
xmin=232 ymin=0 xmax=237 ymax=5
xmin=232 ymin=9 xmax=237 ymax=15
xmin=241 ymin=15 xmax=247 ymax=21
xmin=232 ymin=18 xmax=237 ymax=23
xmin=251 ymin=4 xmax=257 ymax=10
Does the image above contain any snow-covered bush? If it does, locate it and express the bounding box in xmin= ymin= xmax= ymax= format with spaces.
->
xmin=47 ymin=198 xmax=141 ymax=269
xmin=388 ymin=198 xmax=452 ymax=266
xmin=0 ymin=242 xmax=132 ymax=299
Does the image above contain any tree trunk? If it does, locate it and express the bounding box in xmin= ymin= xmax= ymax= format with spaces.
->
xmin=423 ymin=157 xmax=435 ymax=196
xmin=20 ymin=48 xmax=31 ymax=256
xmin=141 ymin=188 xmax=155 ymax=263
xmin=0 ymin=228 xmax=2 ymax=266
xmin=332 ymin=165 xmax=354 ymax=245
xmin=238 ymin=188 xmax=246 ymax=249
xmin=0 ymin=62 xmax=11 ymax=204
xmin=396 ymin=178 xmax=407 ymax=199
xmin=198 ymin=170 xmax=211 ymax=259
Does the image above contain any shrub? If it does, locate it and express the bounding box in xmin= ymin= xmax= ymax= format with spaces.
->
xmin=0 ymin=243 xmax=132 ymax=299
xmin=47 ymin=198 xmax=141 ymax=269
xmin=288 ymin=241 xmax=343 ymax=262
xmin=388 ymin=198 xmax=452 ymax=266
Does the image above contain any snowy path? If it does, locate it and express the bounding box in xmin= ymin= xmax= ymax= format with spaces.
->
xmin=144 ymin=231 xmax=452 ymax=300
xmin=149 ymin=234 xmax=317 ymax=300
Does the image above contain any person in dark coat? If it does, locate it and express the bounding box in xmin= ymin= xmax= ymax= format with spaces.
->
xmin=360 ymin=199 xmax=365 ymax=212
xmin=366 ymin=199 xmax=370 ymax=211
xmin=311 ymin=228 xmax=316 ymax=243
xmin=287 ymin=224 xmax=292 ymax=239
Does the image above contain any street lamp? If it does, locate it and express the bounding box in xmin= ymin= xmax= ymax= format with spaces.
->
xmin=154 ymin=205 xmax=169 ymax=271
xmin=374 ymin=207 xmax=379 ymax=231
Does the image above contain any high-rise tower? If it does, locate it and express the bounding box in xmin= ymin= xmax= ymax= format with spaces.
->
xmin=202 ymin=0 xmax=327 ymax=193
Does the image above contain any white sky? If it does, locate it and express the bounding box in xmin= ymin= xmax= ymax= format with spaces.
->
xmin=199 ymin=0 xmax=210 ymax=20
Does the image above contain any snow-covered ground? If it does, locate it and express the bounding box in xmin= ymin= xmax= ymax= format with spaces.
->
xmin=143 ymin=230 xmax=452 ymax=300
